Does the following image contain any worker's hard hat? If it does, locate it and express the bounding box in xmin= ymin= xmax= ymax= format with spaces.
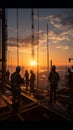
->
xmin=16 ymin=66 xmax=21 ymax=71
xmin=52 ymin=65 xmax=56 ymax=70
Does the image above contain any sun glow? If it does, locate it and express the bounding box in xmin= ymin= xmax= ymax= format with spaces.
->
xmin=29 ymin=60 xmax=37 ymax=66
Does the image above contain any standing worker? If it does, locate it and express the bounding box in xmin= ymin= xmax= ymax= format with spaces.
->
xmin=65 ymin=67 xmax=71 ymax=88
xmin=67 ymin=66 xmax=73 ymax=113
xmin=67 ymin=66 xmax=73 ymax=97
xmin=48 ymin=65 xmax=60 ymax=105
xmin=29 ymin=70 xmax=35 ymax=95
xmin=11 ymin=66 xmax=25 ymax=111
xmin=24 ymin=70 xmax=29 ymax=93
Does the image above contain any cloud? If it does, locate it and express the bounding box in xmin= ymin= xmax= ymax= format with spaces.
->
xmin=7 ymin=27 xmax=71 ymax=54
xmin=7 ymin=30 xmax=47 ymax=48
xmin=7 ymin=9 xmax=73 ymax=52
xmin=49 ymin=10 xmax=73 ymax=30
xmin=34 ymin=10 xmax=73 ymax=30
xmin=34 ymin=15 xmax=51 ymax=21
xmin=8 ymin=27 xmax=17 ymax=33
xmin=56 ymin=45 xmax=70 ymax=50
xmin=48 ymin=30 xmax=69 ymax=43
xmin=7 ymin=35 xmax=32 ymax=48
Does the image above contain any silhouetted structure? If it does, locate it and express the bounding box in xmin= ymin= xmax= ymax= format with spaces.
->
xmin=5 ymin=70 xmax=10 ymax=82
xmin=68 ymin=66 xmax=73 ymax=95
xmin=24 ymin=70 xmax=29 ymax=92
xmin=29 ymin=70 xmax=35 ymax=95
xmin=66 ymin=67 xmax=71 ymax=88
xmin=67 ymin=66 xmax=73 ymax=113
xmin=48 ymin=65 xmax=60 ymax=105
xmin=11 ymin=66 xmax=25 ymax=111
xmin=0 ymin=8 xmax=7 ymax=93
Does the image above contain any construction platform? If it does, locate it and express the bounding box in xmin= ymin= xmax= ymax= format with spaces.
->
xmin=0 ymin=83 xmax=73 ymax=121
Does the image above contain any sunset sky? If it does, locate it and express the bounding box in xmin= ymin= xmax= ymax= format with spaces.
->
xmin=6 ymin=8 xmax=73 ymax=70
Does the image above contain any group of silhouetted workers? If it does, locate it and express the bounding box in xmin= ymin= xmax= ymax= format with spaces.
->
xmin=48 ymin=65 xmax=73 ymax=113
xmin=24 ymin=69 xmax=35 ymax=94
xmin=10 ymin=66 xmax=35 ymax=111
xmin=5 ymin=65 xmax=73 ymax=113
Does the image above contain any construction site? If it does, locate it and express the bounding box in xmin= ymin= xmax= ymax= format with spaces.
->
xmin=0 ymin=8 xmax=73 ymax=121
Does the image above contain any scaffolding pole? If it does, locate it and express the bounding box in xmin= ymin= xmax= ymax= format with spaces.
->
xmin=47 ymin=23 xmax=50 ymax=91
xmin=37 ymin=8 xmax=39 ymax=89
xmin=31 ymin=8 xmax=34 ymax=62
xmin=17 ymin=8 xmax=19 ymax=66
xmin=47 ymin=23 xmax=49 ymax=73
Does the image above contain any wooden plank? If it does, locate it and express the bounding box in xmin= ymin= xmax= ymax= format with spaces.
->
xmin=19 ymin=102 xmax=37 ymax=111
xmin=18 ymin=104 xmax=40 ymax=114
xmin=0 ymin=97 xmax=7 ymax=108
xmin=3 ymin=83 xmax=11 ymax=89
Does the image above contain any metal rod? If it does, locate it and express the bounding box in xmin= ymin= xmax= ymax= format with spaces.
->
xmin=47 ymin=23 xmax=50 ymax=91
xmin=31 ymin=8 xmax=34 ymax=61
xmin=47 ymin=23 xmax=49 ymax=72
xmin=17 ymin=8 xmax=19 ymax=66
xmin=37 ymin=8 xmax=39 ymax=89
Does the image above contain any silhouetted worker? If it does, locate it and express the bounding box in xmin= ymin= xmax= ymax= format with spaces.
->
xmin=67 ymin=66 xmax=73 ymax=97
xmin=24 ymin=70 xmax=29 ymax=92
xmin=67 ymin=66 xmax=73 ymax=113
xmin=66 ymin=67 xmax=71 ymax=88
xmin=48 ymin=65 xmax=60 ymax=105
xmin=29 ymin=70 xmax=35 ymax=95
xmin=11 ymin=66 xmax=25 ymax=111
xmin=5 ymin=70 xmax=10 ymax=82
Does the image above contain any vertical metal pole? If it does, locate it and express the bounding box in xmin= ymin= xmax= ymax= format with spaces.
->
xmin=2 ymin=8 xmax=7 ymax=92
xmin=31 ymin=8 xmax=34 ymax=71
xmin=47 ymin=23 xmax=49 ymax=73
xmin=11 ymin=55 xmax=12 ymax=73
xmin=47 ymin=23 xmax=50 ymax=91
xmin=17 ymin=8 xmax=19 ymax=66
xmin=31 ymin=8 xmax=34 ymax=61
xmin=37 ymin=8 xmax=39 ymax=89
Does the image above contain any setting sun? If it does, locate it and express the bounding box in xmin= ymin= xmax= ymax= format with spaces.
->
xmin=29 ymin=60 xmax=37 ymax=67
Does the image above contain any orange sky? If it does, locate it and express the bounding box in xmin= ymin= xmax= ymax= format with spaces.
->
xmin=6 ymin=9 xmax=73 ymax=70
xmin=7 ymin=44 xmax=73 ymax=70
